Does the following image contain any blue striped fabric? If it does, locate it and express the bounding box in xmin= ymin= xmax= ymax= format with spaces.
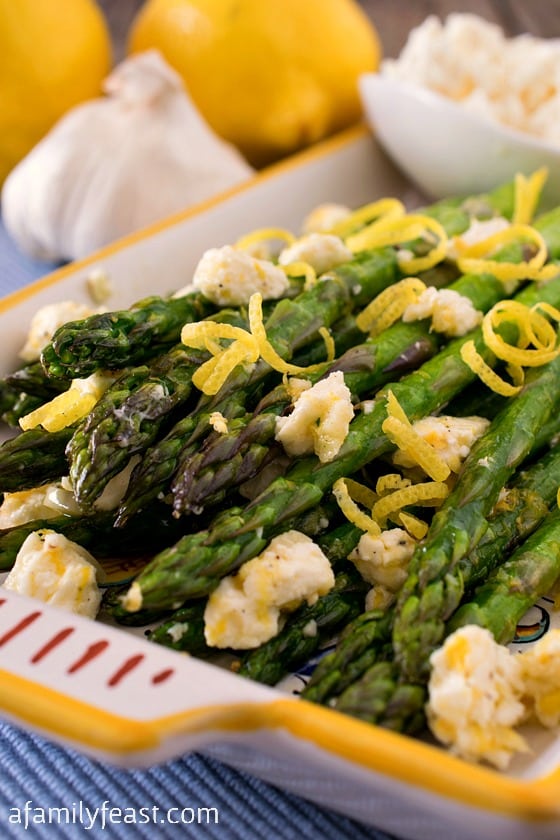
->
xmin=0 ymin=215 xmax=398 ymax=840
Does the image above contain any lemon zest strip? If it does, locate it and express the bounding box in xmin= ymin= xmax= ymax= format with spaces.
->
xmin=396 ymin=511 xmax=429 ymax=540
xmin=235 ymin=227 xmax=296 ymax=251
xmin=318 ymin=327 xmax=335 ymax=362
xmin=248 ymin=293 xmax=328 ymax=375
xmin=346 ymin=214 xmax=448 ymax=274
xmin=385 ymin=390 xmax=410 ymax=425
xmin=329 ymin=198 xmax=405 ymax=239
xmin=383 ymin=390 xmax=451 ymax=481
xmin=482 ymin=301 xmax=560 ymax=368
xmin=332 ymin=477 xmax=381 ymax=536
xmin=375 ymin=473 xmax=411 ymax=495
xmin=356 ymin=277 xmax=426 ymax=335
xmin=382 ymin=416 xmax=451 ymax=482
xmin=20 ymin=390 xmax=98 ymax=433
xmin=456 ymin=224 xmax=558 ymax=283
xmin=513 ymin=168 xmax=548 ymax=225
xmin=372 ymin=481 xmax=449 ymax=527
xmin=460 ymin=340 xmax=524 ymax=397
xmin=181 ymin=321 xmax=259 ymax=396
xmin=282 ymin=260 xmax=317 ymax=290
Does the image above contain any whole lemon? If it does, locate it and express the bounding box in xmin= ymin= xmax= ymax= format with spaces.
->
xmin=0 ymin=0 xmax=111 ymax=185
xmin=128 ymin=0 xmax=381 ymax=166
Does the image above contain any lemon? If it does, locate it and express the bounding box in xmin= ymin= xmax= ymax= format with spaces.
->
xmin=128 ymin=0 xmax=381 ymax=166
xmin=0 ymin=0 xmax=111 ymax=185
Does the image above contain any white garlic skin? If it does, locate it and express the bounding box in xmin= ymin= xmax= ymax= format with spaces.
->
xmin=2 ymin=50 xmax=253 ymax=262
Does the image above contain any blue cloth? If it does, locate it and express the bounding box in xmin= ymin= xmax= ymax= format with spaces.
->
xmin=0 ymin=218 xmax=397 ymax=840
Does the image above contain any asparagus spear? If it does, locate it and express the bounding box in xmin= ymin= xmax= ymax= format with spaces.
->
xmin=1 ymin=391 xmax=44 ymax=428
xmin=41 ymin=292 xmax=218 ymax=379
xmin=5 ymin=362 xmax=69 ymax=400
xmin=170 ymin=264 xmax=515 ymax=516
xmin=0 ymin=500 xmax=188 ymax=571
xmin=334 ymin=384 xmax=560 ymax=731
xmin=303 ymin=445 xmax=560 ymax=705
xmin=0 ymin=427 xmax=74 ymax=492
xmin=165 ymin=203 xmax=560 ymax=515
xmin=147 ymin=521 xmax=363 ymax=668
xmin=116 ymin=190 xmax=533 ymax=524
xmin=122 ymin=268 xmax=560 ymax=612
xmin=237 ymin=564 xmax=370 ymax=685
xmin=391 ymin=357 xmax=560 ymax=687
xmin=447 ymin=504 xmax=560 ymax=641
xmin=114 ymin=247 xmax=407 ymax=523
xmin=146 ymin=600 xmax=210 ymax=654
xmin=67 ymin=342 xmax=215 ymax=508
xmin=335 ymin=504 xmax=560 ymax=732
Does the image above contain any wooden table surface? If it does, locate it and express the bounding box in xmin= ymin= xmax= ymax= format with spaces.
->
xmin=99 ymin=0 xmax=560 ymax=61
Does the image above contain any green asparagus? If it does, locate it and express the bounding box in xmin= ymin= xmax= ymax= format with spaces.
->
xmin=40 ymin=292 xmax=216 ymax=379
xmin=122 ymin=269 xmax=560 ymax=612
xmin=447 ymin=505 xmax=560 ymax=641
xmin=170 ymin=265 xmax=517 ymax=516
xmin=0 ymin=427 xmax=73 ymax=492
xmin=304 ymin=444 xmax=560 ymax=706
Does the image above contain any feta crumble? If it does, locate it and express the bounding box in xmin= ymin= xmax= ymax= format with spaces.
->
xmin=20 ymin=300 xmax=97 ymax=362
xmin=302 ymin=203 xmax=352 ymax=234
xmin=427 ymin=625 xmax=528 ymax=769
xmin=3 ymin=530 xmax=102 ymax=619
xmin=275 ymin=370 xmax=354 ymax=463
xmin=349 ymin=527 xmax=416 ymax=609
xmin=519 ymin=629 xmax=560 ymax=727
xmin=209 ymin=411 xmax=229 ymax=434
xmin=278 ymin=233 xmax=352 ymax=276
xmin=402 ymin=287 xmax=482 ymax=337
xmin=392 ymin=415 xmax=490 ymax=473
xmin=0 ymin=485 xmax=63 ymax=529
xmin=204 ymin=530 xmax=335 ymax=649
xmin=447 ymin=216 xmax=511 ymax=260
xmin=192 ymin=245 xmax=290 ymax=306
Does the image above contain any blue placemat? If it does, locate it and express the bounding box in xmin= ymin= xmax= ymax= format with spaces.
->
xmin=0 ymin=216 xmax=398 ymax=840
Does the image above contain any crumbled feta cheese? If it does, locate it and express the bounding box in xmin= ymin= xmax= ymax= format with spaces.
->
xmin=402 ymin=287 xmax=482 ymax=337
xmin=427 ymin=625 xmax=528 ymax=769
xmin=284 ymin=376 xmax=312 ymax=402
xmin=519 ymin=629 xmax=560 ymax=727
xmin=192 ymin=245 xmax=290 ymax=306
xmin=302 ymin=619 xmax=318 ymax=638
xmin=364 ymin=584 xmax=396 ymax=612
xmin=209 ymin=411 xmax=228 ymax=434
xmin=204 ymin=530 xmax=335 ymax=649
xmin=382 ymin=13 xmax=560 ymax=147
xmin=275 ymin=370 xmax=354 ymax=463
xmin=278 ymin=233 xmax=352 ymax=276
xmin=3 ymin=530 xmax=102 ymax=619
xmin=122 ymin=581 xmax=143 ymax=613
xmin=19 ymin=301 xmax=97 ymax=362
xmin=447 ymin=216 xmax=510 ymax=260
xmin=392 ymin=415 xmax=490 ymax=473
xmin=86 ymin=268 xmax=112 ymax=305
xmin=0 ymin=486 xmax=62 ymax=529
xmin=302 ymin=203 xmax=352 ymax=234
xmin=167 ymin=622 xmax=190 ymax=644
xmin=349 ymin=528 xmax=416 ymax=591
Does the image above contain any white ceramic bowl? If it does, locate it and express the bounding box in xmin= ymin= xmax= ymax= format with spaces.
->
xmin=359 ymin=73 xmax=560 ymax=207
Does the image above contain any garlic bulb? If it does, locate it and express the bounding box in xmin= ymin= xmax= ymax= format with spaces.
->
xmin=1 ymin=50 xmax=254 ymax=261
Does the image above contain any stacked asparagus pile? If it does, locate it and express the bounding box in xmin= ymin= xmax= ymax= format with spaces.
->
xmin=2 ymin=174 xmax=560 ymax=755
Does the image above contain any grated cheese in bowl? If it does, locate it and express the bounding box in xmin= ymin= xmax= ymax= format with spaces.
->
xmin=381 ymin=14 xmax=560 ymax=146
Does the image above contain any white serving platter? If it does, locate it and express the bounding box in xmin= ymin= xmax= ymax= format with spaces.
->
xmin=0 ymin=125 xmax=559 ymax=840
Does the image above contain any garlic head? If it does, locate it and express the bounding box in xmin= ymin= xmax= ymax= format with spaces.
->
xmin=2 ymin=50 xmax=254 ymax=262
